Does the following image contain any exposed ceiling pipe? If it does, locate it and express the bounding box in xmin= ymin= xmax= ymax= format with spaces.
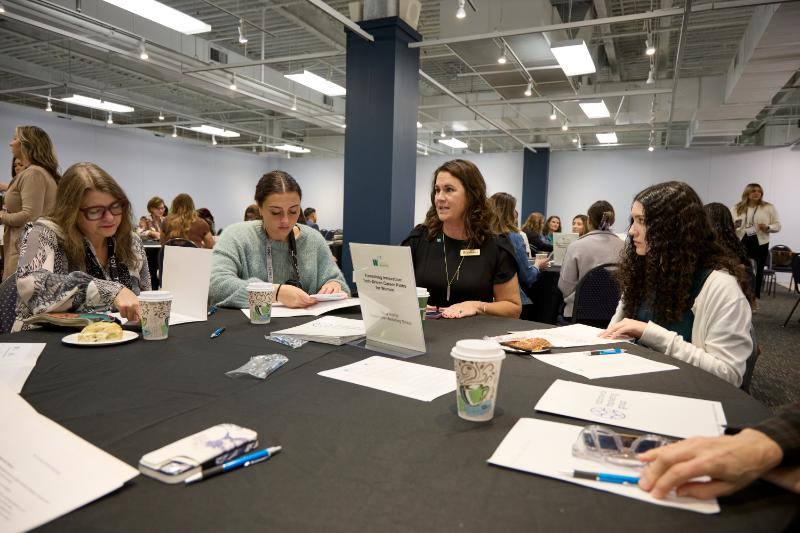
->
xmin=664 ymin=0 xmax=693 ymax=149
xmin=304 ymin=0 xmax=375 ymax=42
xmin=418 ymin=88 xmax=673 ymax=109
xmin=182 ymin=51 xmax=344 ymax=73
xmin=196 ymin=0 xmax=276 ymax=37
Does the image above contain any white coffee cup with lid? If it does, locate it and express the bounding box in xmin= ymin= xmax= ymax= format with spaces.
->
xmin=138 ymin=290 xmax=173 ymax=340
xmin=247 ymin=282 xmax=274 ymax=324
xmin=416 ymin=287 xmax=430 ymax=321
xmin=451 ymin=339 xmax=505 ymax=421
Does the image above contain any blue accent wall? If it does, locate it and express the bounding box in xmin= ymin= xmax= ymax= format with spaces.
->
xmin=521 ymin=147 xmax=549 ymax=218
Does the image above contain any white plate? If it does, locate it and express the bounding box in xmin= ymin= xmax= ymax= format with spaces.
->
xmin=310 ymin=292 xmax=348 ymax=301
xmin=62 ymin=330 xmax=139 ymax=347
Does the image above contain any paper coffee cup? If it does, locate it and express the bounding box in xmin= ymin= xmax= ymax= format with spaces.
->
xmin=247 ymin=282 xmax=274 ymax=324
xmin=416 ymin=287 xmax=430 ymax=321
xmin=451 ymin=339 xmax=505 ymax=422
xmin=138 ymin=290 xmax=173 ymax=341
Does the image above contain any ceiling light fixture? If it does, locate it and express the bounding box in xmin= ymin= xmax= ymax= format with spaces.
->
xmin=416 ymin=121 xmax=422 ymax=128
xmin=572 ymin=138 xmax=578 ymax=143
xmin=645 ymin=37 xmax=656 ymax=56
xmin=456 ymin=0 xmax=466 ymax=19
xmin=596 ymin=132 xmax=618 ymax=144
xmin=439 ymin=137 xmax=468 ymax=149
xmin=0 ymin=4 xmax=5 ymax=14
xmin=646 ymin=67 xmax=655 ymax=85
xmin=440 ymin=127 xmax=446 ymax=138
xmin=106 ymin=111 xmax=113 ymax=124
xmin=61 ymin=94 xmax=134 ymax=112
xmin=561 ymin=122 xmax=568 ymax=131
xmin=524 ymin=82 xmax=533 ymax=97
xmin=648 ymin=144 xmax=655 ymax=152
xmin=549 ymin=106 xmax=557 ymax=120
xmin=423 ymin=146 xmax=429 ymax=156
xmin=99 ymin=1 xmax=211 ymax=34
xmin=274 ymin=144 xmax=310 ymax=153
xmin=578 ymin=99 xmax=611 ymax=119
xmin=284 ymin=70 xmax=346 ymax=97
xmin=171 ymin=125 xmax=177 ymax=138
xmin=138 ymin=39 xmax=148 ymax=60
xmin=45 ymin=89 xmax=52 ymax=112
xmin=479 ymin=141 xmax=484 ymax=154
xmin=497 ymin=48 xmax=507 ymax=65
xmin=188 ymin=125 xmax=240 ymax=137
xmin=158 ymin=110 xmax=165 ymax=120
xmin=550 ymin=39 xmax=596 ymax=76
xmin=291 ymin=95 xmax=297 ymax=111
xmin=252 ymin=145 xmax=256 ymax=153
xmin=237 ymin=18 xmax=248 ymax=44
xmin=211 ymin=134 xmax=217 ymax=146
xmin=229 ymin=73 xmax=237 ymax=91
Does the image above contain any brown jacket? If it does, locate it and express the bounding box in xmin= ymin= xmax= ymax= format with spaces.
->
xmin=2 ymin=165 xmax=58 ymax=279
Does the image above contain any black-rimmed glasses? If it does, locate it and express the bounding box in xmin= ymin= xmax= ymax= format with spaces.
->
xmin=80 ymin=201 xmax=126 ymax=221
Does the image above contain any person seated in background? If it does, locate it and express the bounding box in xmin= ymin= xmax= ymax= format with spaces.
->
xmin=521 ymin=212 xmax=553 ymax=254
xmin=1 ymin=157 xmax=26 ymax=192
xmin=210 ymin=170 xmax=349 ymax=309
xmin=244 ymin=203 xmax=261 ymax=221
xmin=196 ymin=207 xmax=217 ymax=236
xmin=402 ymin=159 xmax=521 ymax=319
xmin=558 ymin=201 xmax=624 ymax=321
xmin=13 ymin=162 xmax=150 ymax=331
xmin=705 ymin=202 xmax=755 ymax=305
xmin=141 ymin=196 xmax=166 ymax=240
xmin=136 ymin=216 xmax=149 ymax=235
xmin=543 ymin=215 xmax=561 ymax=244
xmin=161 ymin=193 xmax=215 ymax=249
xmin=571 ymin=214 xmax=588 ymax=236
xmin=639 ymin=401 xmax=800 ymax=498
xmin=489 ymin=192 xmax=549 ymax=320
xmin=601 ymin=181 xmax=752 ymax=387
xmin=303 ymin=207 xmax=320 ymax=231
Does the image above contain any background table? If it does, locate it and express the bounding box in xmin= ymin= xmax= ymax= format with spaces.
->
xmin=526 ymin=265 xmax=563 ymax=324
xmin=13 ymin=311 xmax=798 ymax=532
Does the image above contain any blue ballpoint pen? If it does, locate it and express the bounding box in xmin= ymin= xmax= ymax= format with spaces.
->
xmin=571 ymin=470 xmax=640 ymax=485
xmin=185 ymin=446 xmax=282 ymax=484
xmin=210 ymin=327 xmax=225 ymax=338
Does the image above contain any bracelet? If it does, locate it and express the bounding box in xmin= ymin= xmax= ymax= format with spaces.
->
xmin=275 ymin=284 xmax=282 ymax=300
xmin=482 ymin=303 xmax=487 ymax=315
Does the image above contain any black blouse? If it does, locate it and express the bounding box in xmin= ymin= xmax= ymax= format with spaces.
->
xmin=402 ymin=225 xmax=518 ymax=307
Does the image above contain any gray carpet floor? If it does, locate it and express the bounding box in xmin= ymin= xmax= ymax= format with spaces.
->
xmin=750 ymin=283 xmax=800 ymax=411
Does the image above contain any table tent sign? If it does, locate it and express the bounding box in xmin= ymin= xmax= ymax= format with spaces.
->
xmin=552 ymin=232 xmax=579 ymax=266
xmin=350 ymin=243 xmax=426 ymax=358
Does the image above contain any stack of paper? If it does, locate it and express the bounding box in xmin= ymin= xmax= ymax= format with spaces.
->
xmin=493 ymin=323 xmax=631 ymax=348
xmin=531 ymin=351 xmax=678 ymax=379
xmin=272 ymin=316 xmax=366 ymax=345
xmin=240 ymin=297 xmax=360 ymax=319
xmin=0 ymin=343 xmax=46 ymax=393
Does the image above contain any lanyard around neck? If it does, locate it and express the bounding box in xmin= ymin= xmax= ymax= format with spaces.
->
xmin=263 ymin=226 xmax=300 ymax=283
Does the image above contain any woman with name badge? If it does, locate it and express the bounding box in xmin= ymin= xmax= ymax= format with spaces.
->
xmin=209 ymin=170 xmax=349 ymax=309
xmin=600 ymin=181 xmax=752 ymax=387
xmin=402 ymin=159 xmax=520 ymax=319
xmin=13 ymin=162 xmax=151 ymax=331
xmin=730 ymin=183 xmax=780 ymax=302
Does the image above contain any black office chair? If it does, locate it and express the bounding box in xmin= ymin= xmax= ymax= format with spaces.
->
xmin=157 ymin=238 xmax=199 ymax=288
xmin=770 ymin=245 xmax=794 ymax=292
xmin=782 ymin=255 xmax=800 ymax=328
xmin=740 ymin=324 xmax=760 ymax=393
xmin=0 ymin=273 xmax=18 ymax=334
xmin=571 ymin=263 xmax=620 ymax=329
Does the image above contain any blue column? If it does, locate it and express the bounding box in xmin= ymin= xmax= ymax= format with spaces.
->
xmin=521 ymin=147 xmax=550 ymax=218
xmin=341 ymin=17 xmax=421 ymax=286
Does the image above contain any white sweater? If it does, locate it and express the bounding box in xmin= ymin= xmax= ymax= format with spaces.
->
xmin=609 ymin=270 xmax=752 ymax=387
xmin=730 ymin=203 xmax=780 ymax=246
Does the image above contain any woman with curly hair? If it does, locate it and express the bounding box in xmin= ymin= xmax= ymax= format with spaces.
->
xmin=161 ymin=193 xmax=214 ymax=248
xmin=601 ymin=181 xmax=752 ymax=387
xmin=402 ymin=159 xmax=520 ymax=319
xmin=730 ymin=183 xmax=780 ymax=300
xmin=521 ymin=212 xmax=552 ymax=253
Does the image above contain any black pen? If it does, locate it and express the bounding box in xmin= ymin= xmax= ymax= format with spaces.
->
xmin=185 ymin=446 xmax=282 ymax=484
xmin=210 ymin=327 xmax=225 ymax=338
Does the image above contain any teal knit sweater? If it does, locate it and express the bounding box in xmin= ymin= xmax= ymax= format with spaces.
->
xmin=210 ymin=221 xmax=350 ymax=308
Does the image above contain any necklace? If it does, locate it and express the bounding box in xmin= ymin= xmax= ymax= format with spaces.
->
xmin=442 ymin=234 xmax=468 ymax=302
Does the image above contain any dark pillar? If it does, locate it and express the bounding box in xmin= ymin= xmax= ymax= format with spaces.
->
xmin=521 ymin=147 xmax=550 ymax=218
xmin=341 ymin=17 xmax=421 ymax=287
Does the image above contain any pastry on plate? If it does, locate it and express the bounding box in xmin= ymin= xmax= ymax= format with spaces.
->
xmin=77 ymin=321 xmax=124 ymax=343
xmin=503 ymin=337 xmax=552 ymax=352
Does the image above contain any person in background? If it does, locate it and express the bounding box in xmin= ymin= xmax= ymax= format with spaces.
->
xmin=601 ymin=181 xmax=752 ymax=387
xmin=730 ymin=183 xmax=780 ymax=303
xmin=244 ymin=204 xmax=261 ymax=221
xmin=402 ymin=159 xmax=521 ymax=319
xmin=196 ymin=207 xmax=216 ymax=236
xmin=489 ymin=192 xmax=549 ymax=320
xmin=558 ymin=201 xmax=624 ymax=321
xmin=210 ymin=170 xmax=349 ymax=309
xmin=137 ymin=216 xmax=149 ymax=234
xmin=304 ymin=207 xmax=320 ymax=231
xmin=14 ymin=162 xmax=150 ymax=331
xmin=571 ymin=214 xmax=588 ymax=236
xmin=705 ymin=202 xmax=755 ymax=305
xmin=1 ymin=157 xmax=25 ymax=192
xmin=161 ymin=194 xmax=214 ymax=249
xmin=141 ymin=196 xmax=166 ymax=241
xmin=2 ymin=125 xmax=60 ymax=280
xmin=639 ymin=402 xmax=799 ymax=498
xmin=543 ymin=215 xmax=561 ymax=244
xmin=521 ymin=212 xmax=553 ymax=254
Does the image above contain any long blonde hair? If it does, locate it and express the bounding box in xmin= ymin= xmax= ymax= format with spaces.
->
xmin=488 ymin=192 xmax=519 ymax=234
xmin=49 ymin=162 xmax=135 ymax=270
xmin=734 ymin=183 xmax=770 ymax=215
xmin=16 ymin=125 xmax=60 ymax=183
xmin=165 ymin=193 xmax=197 ymax=239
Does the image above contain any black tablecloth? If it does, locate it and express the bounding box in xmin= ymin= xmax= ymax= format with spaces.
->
xmin=13 ymin=311 xmax=797 ymax=532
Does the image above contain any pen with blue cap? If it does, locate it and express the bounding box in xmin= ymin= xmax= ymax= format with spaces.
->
xmin=210 ymin=327 xmax=225 ymax=338
xmin=185 ymin=446 xmax=282 ymax=484
xmin=568 ymin=470 xmax=640 ymax=485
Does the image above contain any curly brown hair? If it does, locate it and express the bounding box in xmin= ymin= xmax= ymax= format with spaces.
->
xmin=423 ymin=159 xmax=493 ymax=244
xmin=617 ymin=181 xmax=741 ymax=324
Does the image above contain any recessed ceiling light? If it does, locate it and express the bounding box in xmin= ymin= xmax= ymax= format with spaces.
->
xmin=274 ymin=144 xmax=310 ymax=153
xmin=284 ymin=70 xmax=346 ymax=96
xmin=439 ymin=137 xmax=468 ymax=149
xmin=596 ymin=132 xmax=618 ymax=144
xmin=579 ymin=99 xmax=610 ymax=119
xmin=99 ymin=0 xmax=211 ymax=34
xmin=61 ymin=94 xmax=134 ymax=112
xmin=188 ymin=125 xmax=240 ymax=137
xmin=550 ymin=39 xmax=596 ymax=76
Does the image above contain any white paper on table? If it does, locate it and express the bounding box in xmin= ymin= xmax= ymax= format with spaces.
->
xmin=273 ymin=316 xmax=365 ymax=337
xmin=0 ymin=391 xmax=139 ymax=532
xmin=318 ymin=355 xmax=455 ymax=402
xmin=0 ymin=343 xmax=46 ymax=393
xmin=531 ymin=351 xmax=679 ymax=379
xmin=240 ymin=297 xmax=360 ymax=319
xmin=112 ymin=311 xmax=205 ymax=327
xmin=535 ymin=379 xmax=726 ymax=438
xmin=487 ymin=418 xmax=719 ymax=514
xmin=161 ymin=246 xmax=213 ymax=323
xmin=497 ymin=323 xmax=632 ymax=347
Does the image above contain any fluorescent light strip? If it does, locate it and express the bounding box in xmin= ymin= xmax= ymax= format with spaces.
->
xmin=274 ymin=144 xmax=310 ymax=153
xmin=550 ymin=39 xmax=596 ymax=76
xmin=579 ymin=99 xmax=610 ymax=119
xmin=596 ymin=132 xmax=618 ymax=144
xmin=188 ymin=125 xmax=240 ymax=138
xmin=284 ymin=70 xmax=346 ymax=97
xmin=100 ymin=0 xmax=211 ymax=34
xmin=61 ymin=94 xmax=134 ymax=112
xmin=439 ymin=138 xmax=468 ymax=149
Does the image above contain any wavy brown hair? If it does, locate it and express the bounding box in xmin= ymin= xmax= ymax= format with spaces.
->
xmin=617 ymin=181 xmax=741 ymax=324
xmin=522 ymin=212 xmax=544 ymax=234
xmin=705 ymin=202 xmax=755 ymax=304
xmin=49 ymin=162 xmax=135 ymax=271
xmin=164 ymin=193 xmax=198 ymax=240
xmin=423 ymin=159 xmax=493 ymax=244
xmin=543 ymin=215 xmax=561 ymax=237
xmin=15 ymin=125 xmax=60 ymax=183
xmin=488 ymin=192 xmax=519 ymax=234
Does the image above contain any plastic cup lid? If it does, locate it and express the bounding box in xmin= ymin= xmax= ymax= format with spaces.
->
xmin=247 ymin=282 xmax=274 ymax=291
xmin=138 ymin=290 xmax=173 ymax=301
xmin=451 ymin=339 xmax=505 ymax=361
xmin=416 ymin=287 xmax=430 ymax=297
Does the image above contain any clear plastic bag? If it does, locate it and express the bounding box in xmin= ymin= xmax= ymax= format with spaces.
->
xmin=225 ymin=354 xmax=288 ymax=380
xmin=266 ymin=334 xmax=308 ymax=349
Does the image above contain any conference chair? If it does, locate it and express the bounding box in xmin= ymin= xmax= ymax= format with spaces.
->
xmin=571 ymin=263 xmax=620 ymax=329
xmin=763 ymin=252 xmax=777 ymax=297
xmin=770 ymin=245 xmax=795 ymax=292
xmin=782 ymin=255 xmax=800 ymax=328
xmin=157 ymin=238 xmax=199 ymax=288
xmin=740 ymin=324 xmax=760 ymax=393
xmin=0 ymin=273 xmax=18 ymax=334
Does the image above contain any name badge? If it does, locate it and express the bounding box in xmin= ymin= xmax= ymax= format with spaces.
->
xmin=460 ymin=249 xmax=480 ymax=257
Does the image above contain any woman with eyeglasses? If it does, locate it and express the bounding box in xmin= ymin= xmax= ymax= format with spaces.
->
xmin=209 ymin=170 xmax=349 ymax=309
xmin=13 ymin=162 xmax=151 ymax=331
xmin=3 ymin=125 xmax=60 ymax=280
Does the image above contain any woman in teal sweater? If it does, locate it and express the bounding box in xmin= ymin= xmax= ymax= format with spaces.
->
xmin=210 ymin=171 xmax=349 ymax=308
